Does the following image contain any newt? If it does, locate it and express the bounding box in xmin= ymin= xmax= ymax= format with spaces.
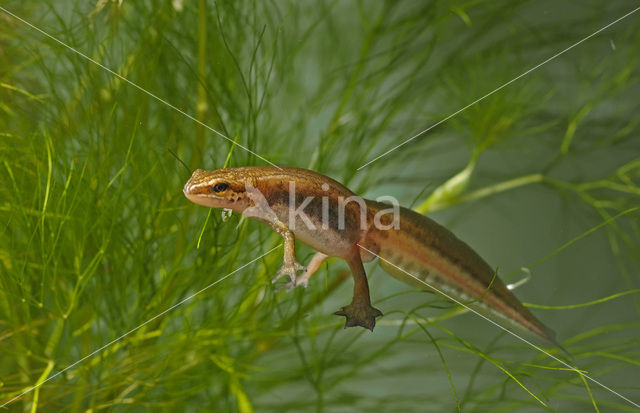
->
xmin=183 ymin=166 xmax=557 ymax=345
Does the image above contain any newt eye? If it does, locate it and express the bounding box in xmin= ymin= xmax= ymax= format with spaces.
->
xmin=211 ymin=182 xmax=229 ymax=193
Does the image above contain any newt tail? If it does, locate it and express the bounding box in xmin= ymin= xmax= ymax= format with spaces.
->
xmin=363 ymin=199 xmax=558 ymax=345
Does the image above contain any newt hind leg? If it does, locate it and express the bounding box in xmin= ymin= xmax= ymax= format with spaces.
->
xmin=334 ymin=246 xmax=382 ymax=331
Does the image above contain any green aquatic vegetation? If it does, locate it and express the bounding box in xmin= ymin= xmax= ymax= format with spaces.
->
xmin=1 ymin=0 xmax=639 ymax=411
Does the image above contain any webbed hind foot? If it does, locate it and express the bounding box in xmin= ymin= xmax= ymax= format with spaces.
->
xmin=334 ymin=303 xmax=383 ymax=331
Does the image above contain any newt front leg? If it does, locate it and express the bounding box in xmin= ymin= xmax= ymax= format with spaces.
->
xmin=241 ymin=180 xmax=305 ymax=284
xmin=278 ymin=251 xmax=328 ymax=291
xmin=267 ymin=219 xmax=306 ymax=285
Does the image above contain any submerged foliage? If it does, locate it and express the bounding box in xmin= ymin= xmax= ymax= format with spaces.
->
xmin=1 ymin=0 xmax=639 ymax=411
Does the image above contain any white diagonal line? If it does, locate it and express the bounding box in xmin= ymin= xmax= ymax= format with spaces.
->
xmin=357 ymin=244 xmax=640 ymax=409
xmin=357 ymin=5 xmax=640 ymax=170
xmin=0 ymin=245 xmax=280 ymax=408
xmin=0 ymin=6 xmax=281 ymax=170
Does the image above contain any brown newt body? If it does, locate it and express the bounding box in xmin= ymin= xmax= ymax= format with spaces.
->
xmin=183 ymin=166 xmax=556 ymax=344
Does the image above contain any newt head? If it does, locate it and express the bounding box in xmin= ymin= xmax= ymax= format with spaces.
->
xmin=183 ymin=168 xmax=250 ymax=212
